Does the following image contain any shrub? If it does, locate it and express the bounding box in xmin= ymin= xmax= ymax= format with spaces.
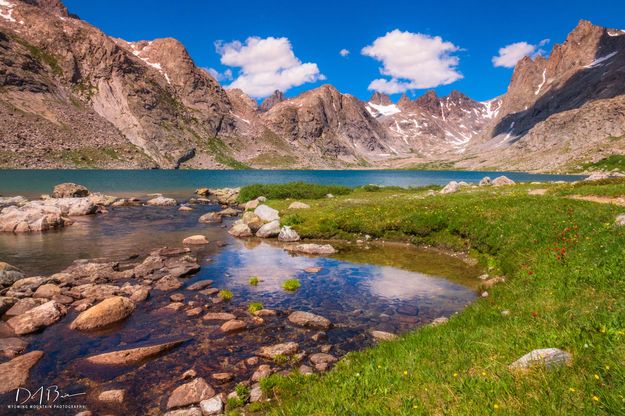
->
xmin=248 ymin=302 xmax=263 ymax=314
xmin=237 ymin=182 xmax=352 ymax=202
xmin=282 ymin=279 xmax=301 ymax=291
xmin=219 ymin=289 xmax=233 ymax=301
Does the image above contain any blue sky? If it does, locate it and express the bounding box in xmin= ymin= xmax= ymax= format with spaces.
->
xmin=64 ymin=0 xmax=625 ymax=102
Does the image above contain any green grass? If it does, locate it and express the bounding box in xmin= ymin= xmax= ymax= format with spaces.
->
xmin=237 ymin=182 xmax=352 ymax=203
xmin=281 ymin=279 xmax=301 ymax=292
xmin=581 ymin=154 xmax=625 ymax=173
xmin=218 ymin=289 xmax=234 ymax=301
xmin=248 ymin=302 xmax=263 ymax=314
xmin=552 ymin=178 xmax=625 ymax=198
xmin=256 ymin=183 xmax=625 ymax=415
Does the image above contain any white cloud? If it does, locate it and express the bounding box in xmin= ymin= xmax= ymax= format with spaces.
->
xmin=206 ymin=67 xmax=232 ymax=82
xmin=361 ymin=29 xmax=463 ymax=94
xmin=492 ymin=39 xmax=550 ymax=68
xmin=215 ymin=36 xmax=324 ymax=98
xmin=339 ymin=48 xmax=350 ymax=57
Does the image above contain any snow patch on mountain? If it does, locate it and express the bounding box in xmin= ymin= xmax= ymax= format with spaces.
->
xmin=366 ymin=102 xmax=401 ymax=117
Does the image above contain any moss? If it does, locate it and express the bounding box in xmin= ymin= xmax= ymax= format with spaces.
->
xmin=248 ymin=302 xmax=263 ymax=314
xmin=281 ymin=279 xmax=301 ymax=292
xmin=218 ymin=289 xmax=234 ymax=301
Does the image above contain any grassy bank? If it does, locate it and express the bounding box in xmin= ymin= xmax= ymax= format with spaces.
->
xmin=237 ymin=182 xmax=625 ymax=415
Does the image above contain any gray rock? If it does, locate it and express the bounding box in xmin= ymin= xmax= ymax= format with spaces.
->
xmin=278 ymin=226 xmax=300 ymax=242
xmin=440 ymin=181 xmax=459 ymax=194
xmin=146 ymin=196 xmax=177 ymax=206
xmin=249 ymin=384 xmax=263 ymax=402
xmin=430 ymin=316 xmax=449 ymax=326
xmin=288 ymin=201 xmax=310 ymax=209
xmin=479 ymin=177 xmax=492 ymax=186
xmin=199 ymin=396 xmax=223 ymax=415
xmin=52 ymin=183 xmax=89 ymax=198
xmin=492 ymin=176 xmax=516 ymax=186
xmin=254 ymin=204 xmax=280 ymax=222
xmin=370 ymin=330 xmax=397 ymax=341
xmin=256 ymin=220 xmax=281 ymax=238
xmin=615 ymin=214 xmax=625 ymax=226
xmin=257 ymin=342 xmax=299 ymax=359
xmin=509 ymin=348 xmax=572 ymax=370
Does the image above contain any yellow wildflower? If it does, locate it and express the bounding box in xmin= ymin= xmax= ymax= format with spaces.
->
xmin=592 ymin=396 xmax=600 ymax=402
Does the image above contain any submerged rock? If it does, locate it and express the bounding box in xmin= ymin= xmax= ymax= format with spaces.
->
xmin=166 ymin=377 xmax=215 ymax=409
xmin=182 ymin=235 xmax=209 ymax=245
xmin=198 ymin=212 xmax=222 ymax=224
xmin=288 ymin=311 xmax=331 ymax=330
xmin=0 ymin=350 xmax=44 ymax=394
xmin=220 ymin=319 xmax=246 ymax=333
xmin=257 ymin=342 xmax=299 ymax=359
xmin=52 ymin=183 xmax=89 ymax=198
xmin=85 ymin=339 xmax=186 ymax=366
xmin=98 ymin=389 xmax=125 ymax=403
xmin=509 ymin=348 xmax=572 ymax=370
xmin=370 ymin=330 xmax=398 ymax=341
xmin=7 ymin=301 xmax=67 ymax=335
xmin=0 ymin=337 xmax=28 ymax=358
xmin=284 ymin=244 xmax=337 ymax=255
xmin=278 ymin=226 xmax=300 ymax=242
xmin=70 ymin=296 xmax=135 ymax=331
xmin=254 ymin=204 xmax=280 ymax=222
xmin=146 ymin=196 xmax=177 ymax=206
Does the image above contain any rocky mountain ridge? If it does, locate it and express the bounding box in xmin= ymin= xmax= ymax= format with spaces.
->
xmin=0 ymin=0 xmax=623 ymax=172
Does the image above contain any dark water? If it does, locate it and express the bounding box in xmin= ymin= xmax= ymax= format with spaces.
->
xmin=0 ymin=169 xmax=584 ymax=199
xmin=0 ymin=205 xmax=481 ymax=415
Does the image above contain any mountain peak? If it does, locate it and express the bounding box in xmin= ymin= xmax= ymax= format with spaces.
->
xmin=259 ymin=90 xmax=285 ymax=112
xmin=369 ymin=92 xmax=392 ymax=105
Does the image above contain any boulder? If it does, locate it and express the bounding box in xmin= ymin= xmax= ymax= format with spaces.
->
xmin=257 ymin=342 xmax=299 ymax=359
xmin=492 ymin=176 xmax=516 ymax=186
xmin=251 ymin=364 xmax=272 ymax=382
xmin=146 ymin=196 xmax=177 ymax=206
xmin=36 ymin=198 xmax=97 ymax=216
xmin=0 ymin=204 xmax=65 ymax=233
xmin=254 ymin=205 xmax=280 ymax=222
xmin=7 ymin=301 xmax=67 ymax=335
xmin=256 ymin=220 xmax=281 ymax=238
xmin=250 ymin=384 xmax=263 ymax=403
xmin=4 ymin=298 xmax=47 ymax=316
xmin=198 ymin=212 xmax=222 ymax=224
xmin=615 ymin=214 xmax=625 ymax=226
xmin=0 ymin=296 xmax=18 ymax=315
xmin=155 ymin=275 xmax=183 ymax=291
xmin=288 ymin=202 xmax=310 ymax=209
xmin=85 ymin=339 xmax=185 ymax=365
xmin=33 ymin=283 xmax=61 ymax=299
xmin=70 ymin=296 xmax=135 ymax=331
xmin=88 ymin=193 xmax=118 ymax=206
xmin=0 ymin=262 xmax=24 ymax=287
xmin=309 ymin=353 xmax=337 ymax=365
xmin=244 ymin=199 xmax=260 ymax=210
xmin=166 ymin=378 xmax=215 ymax=409
xmin=228 ymin=223 xmax=252 ymax=238
xmin=278 ymin=226 xmax=300 ymax=242
xmin=440 ymin=181 xmax=459 ymax=194
xmin=52 ymin=183 xmax=89 ymax=198
xmin=509 ymin=348 xmax=572 ymax=370
xmin=0 ymin=337 xmax=28 ymax=358
xmin=0 ymin=350 xmax=44 ymax=394
xmin=288 ymin=311 xmax=331 ymax=329
xmin=0 ymin=196 xmax=28 ymax=209
xmin=284 ymin=244 xmax=337 ymax=255
xmin=479 ymin=177 xmax=491 ymax=186
xmin=218 ymin=207 xmax=239 ymax=217
xmin=200 ymin=396 xmax=224 ymax=415
xmin=182 ymin=235 xmax=209 ymax=245
xmin=241 ymin=212 xmax=263 ymax=232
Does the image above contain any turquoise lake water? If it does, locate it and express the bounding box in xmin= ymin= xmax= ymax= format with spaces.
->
xmin=0 ymin=170 xmax=584 ymax=198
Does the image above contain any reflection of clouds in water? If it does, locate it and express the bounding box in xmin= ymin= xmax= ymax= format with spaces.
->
xmin=220 ymin=240 xmax=321 ymax=292
xmin=367 ymin=266 xmax=461 ymax=301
